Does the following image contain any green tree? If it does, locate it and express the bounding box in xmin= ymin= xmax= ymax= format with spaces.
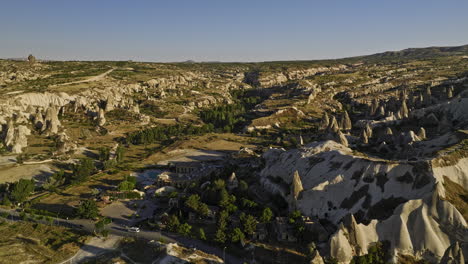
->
xmin=177 ymin=223 xmax=192 ymax=236
xmin=185 ymin=194 xmax=210 ymax=217
xmin=240 ymin=213 xmax=257 ymax=235
xmin=238 ymin=180 xmax=248 ymax=192
xmin=260 ymin=207 xmax=273 ymax=223
xmin=185 ymin=194 xmax=201 ymax=211
xmin=2 ymin=196 xmax=11 ymax=206
xmin=11 ymin=179 xmax=35 ymax=203
xmin=116 ymin=146 xmax=125 ymax=163
xmin=98 ymin=147 xmax=110 ymax=161
xmin=118 ymin=180 xmax=135 ymax=191
xmin=76 ymin=200 xmax=99 ymax=219
xmin=219 ymin=188 xmax=236 ymax=211
xmin=217 ymin=210 xmax=229 ymax=230
xmin=213 ymin=179 xmax=226 ymax=190
xmin=230 ymin=227 xmax=245 ymax=243
xmin=289 ymin=210 xmax=301 ymax=224
xmin=72 ymin=158 xmax=95 ymax=182
xmin=197 ymin=228 xmax=207 ymax=240
xmin=214 ymin=228 xmax=227 ymax=243
xmin=197 ymin=203 xmax=210 ymax=217
xmin=166 ymin=214 xmax=180 ymax=232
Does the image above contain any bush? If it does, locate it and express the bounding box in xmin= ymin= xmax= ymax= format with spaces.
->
xmin=76 ymin=200 xmax=99 ymax=219
xmin=72 ymin=158 xmax=95 ymax=183
xmin=11 ymin=179 xmax=35 ymax=203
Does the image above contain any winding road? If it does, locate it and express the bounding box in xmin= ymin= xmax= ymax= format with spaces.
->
xmin=50 ymin=68 xmax=115 ymax=87
xmin=0 ymin=207 xmax=242 ymax=264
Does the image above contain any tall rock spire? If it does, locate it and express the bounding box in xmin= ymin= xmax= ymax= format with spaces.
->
xmin=291 ymin=170 xmax=304 ymax=201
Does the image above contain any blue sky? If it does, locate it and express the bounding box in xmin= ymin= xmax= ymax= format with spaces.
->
xmin=1 ymin=0 xmax=467 ymax=62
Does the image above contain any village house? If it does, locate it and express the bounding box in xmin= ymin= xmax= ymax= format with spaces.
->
xmin=274 ymin=217 xmax=297 ymax=242
xmin=252 ymin=223 xmax=268 ymax=241
xmin=154 ymin=161 xmax=224 ymax=189
xmin=168 ymin=197 xmax=179 ymax=208
xmin=170 ymin=161 xmax=203 ymax=175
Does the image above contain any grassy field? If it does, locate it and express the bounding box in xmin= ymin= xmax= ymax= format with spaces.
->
xmin=0 ymin=220 xmax=88 ymax=264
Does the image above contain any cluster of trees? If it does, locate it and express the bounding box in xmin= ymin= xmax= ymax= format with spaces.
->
xmin=127 ymin=124 xmax=214 ymax=145
xmin=94 ymin=217 xmax=112 ymax=237
xmin=349 ymin=242 xmax=390 ymax=264
xmin=99 ymin=145 xmax=125 ymax=170
xmin=42 ymin=170 xmax=66 ymax=191
xmin=184 ymin=194 xmax=209 ymax=217
xmin=76 ymin=199 xmax=99 ymax=219
xmin=165 ymin=214 xmax=193 ymax=237
xmin=118 ymin=175 xmax=137 ymax=191
xmin=162 ymin=173 xmax=274 ymax=245
xmin=199 ymin=90 xmax=261 ymax=133
xmin=1 ymin=179 xmax=35 ymax=206
xmin=72 ymin=158 xmax=96 ymax=183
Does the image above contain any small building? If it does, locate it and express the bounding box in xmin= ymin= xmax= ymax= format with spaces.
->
xmin=252 ymin=223 xmax=268 ymax=241
xmin=170 ymin=161 xmax=202 ymax=175
xmin=274 ymin=217 xmax=297 ymax=242
xmin=168 ymin=197 xmax=179 ymax=208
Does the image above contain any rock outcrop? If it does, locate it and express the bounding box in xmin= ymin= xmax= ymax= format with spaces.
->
xmin=329 ymin=183 xmax=467 ymax=263
xmin=260 ymin=139 xmax=468 ymax=264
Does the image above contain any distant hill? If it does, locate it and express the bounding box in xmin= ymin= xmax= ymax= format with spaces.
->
xmin=359 ymin=44 xmax=468 ymax=61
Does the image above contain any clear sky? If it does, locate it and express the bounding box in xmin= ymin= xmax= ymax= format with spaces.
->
xmin=1 ymin=0 xmax=467 ymax=62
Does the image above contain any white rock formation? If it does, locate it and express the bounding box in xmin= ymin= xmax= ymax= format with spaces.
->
xmin=44 ymin=106 xmax=60 ymax=134
xmin=329 ymin=183 xmax=467 ymax=263
xmin=97 ymin=108 xmax=106 ymax=126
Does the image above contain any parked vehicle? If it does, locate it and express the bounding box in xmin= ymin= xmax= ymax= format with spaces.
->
xmin=127 ymin=227 xmax=140 ymax=233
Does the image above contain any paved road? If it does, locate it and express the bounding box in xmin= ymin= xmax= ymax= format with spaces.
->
xmin=0 ymin=208 xmax=242 ymax=264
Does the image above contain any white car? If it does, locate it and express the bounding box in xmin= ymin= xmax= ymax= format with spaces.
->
xmin=128 ymin=227 xmax=140 ymax=233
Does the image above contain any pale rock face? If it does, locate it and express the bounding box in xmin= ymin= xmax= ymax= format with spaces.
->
xmin=97 ymin=108 xmax=106 ymax=126
xmin=360 ymin=129 xmax=368 ymax=144
xmin=14 ymin=92 xmax=72 ymax=108
xmin=4 ymin=119 xmax=15 ymax=147
xmin=329 ymin=184 xmax=467 ymax=263
xmin=261 ymin=138 xmax=467 ymax=263
xmin=56 ymin=131 xmax=76 ymax=154
xmin=33 ymin=111 xmax=44 ymax=130
xmin=261 ymin=141 xmax=423 ymax=222
xmin=320 ymin=112 xmax=330 ymax=130
xmin=417 ymin=127 xmax=426 ymax=140
xmin=370 ymin=99 xmax=379 ymax=116
xmin=385 ymin=127 xmax=393 ymax=136
xmin=44 ymin=106 xmax=60 ymax=134
xmin=405 ymin=130 xmax=421 ymax=144
xmin=131 ymin=104 xmax=140 ymax=114
xmin=309 ymin=250 xmax=325 ymax=264
xmin=365 ymin=123 xmax=373 ymax=139
xmin=399 ymin=100 xmax=409 ymax=118
xmin=105 ymin=96 xmax=115 ymax=112
xmin=440 ymin=242 xmax=466 ymax=264
xmin=4 ymin=124 xmax=31 ymax=153
xmin=307 ymin=89 xmax=319 ymax=104
xmin=291 ymin=170 xmax=304 ymax=201
xmin=227 ymin=172 xmax=239 ymax=190
xmin=341 ymin=111 xmax=352 ymax=131
xmin=328 ymin=116 xmax=340 ymax=133
xmin=447 ymin=86 xmax=454 ymax=99
xmin=329 ymin=224 xmax=354 ymax=263
xmin=336 ymin=131 xmax=349 ymax=147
